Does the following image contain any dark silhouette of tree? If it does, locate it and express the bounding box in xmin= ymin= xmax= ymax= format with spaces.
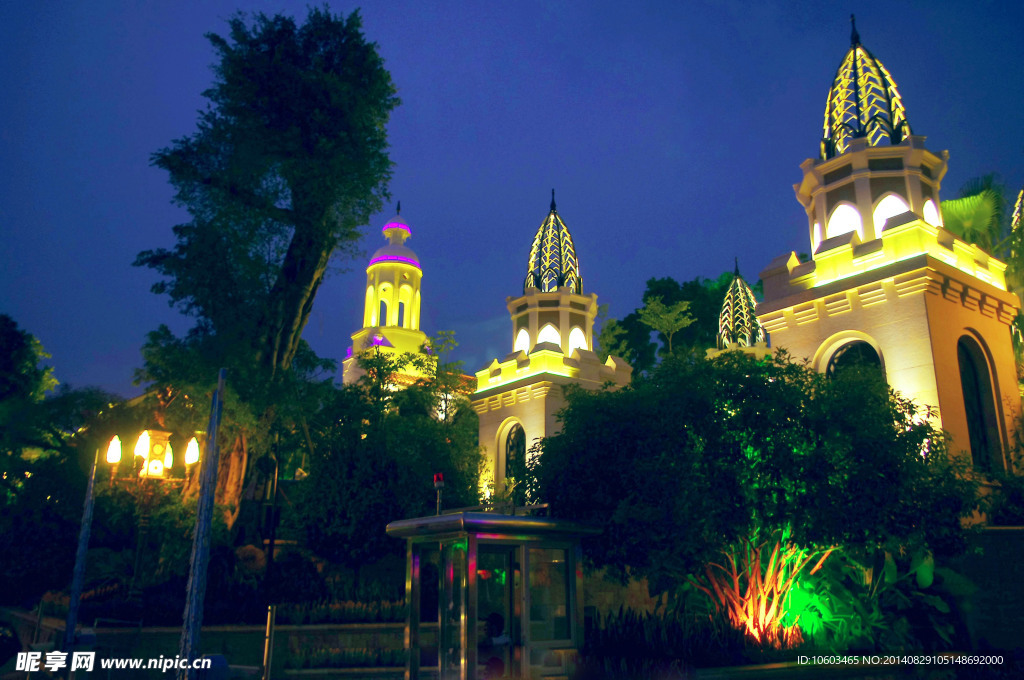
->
xmin=133 ymin=8 xmax=399 ymax=524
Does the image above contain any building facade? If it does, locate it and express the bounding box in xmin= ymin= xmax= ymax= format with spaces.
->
xmin=472 ymin=192 xmax=631 ymax=495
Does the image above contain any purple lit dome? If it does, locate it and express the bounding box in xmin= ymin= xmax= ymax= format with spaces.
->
xmin=370 ymin=211 xmax=421 ymax=268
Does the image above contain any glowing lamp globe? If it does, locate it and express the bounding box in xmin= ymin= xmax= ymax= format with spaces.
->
xmin=105 ymin=435 xmax=122 ymax=464
xmin=163 ymin=443 xmax=173 ymax=470
xmin=134 ymin=430 xmax=151 ymax=459
xmin=185 ymin=437 xmax=200 ymax=465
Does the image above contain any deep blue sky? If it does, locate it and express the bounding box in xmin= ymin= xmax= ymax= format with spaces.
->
xmin=2 ymin=1 xmax=1022 ymax=397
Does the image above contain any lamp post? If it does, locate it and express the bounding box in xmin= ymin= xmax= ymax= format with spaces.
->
xmin=63 ymin=430 xmax=201 ymax=651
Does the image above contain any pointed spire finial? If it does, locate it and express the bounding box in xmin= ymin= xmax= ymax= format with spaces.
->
xmin=550 ymin=188 xmax=557 ymax=212
xmin=396 ymin=200 xmax=401 ymax=215
xmin=734 ymin=256 xmax=740 ymax=277
xmin=850 ymin=14 xmax=860 ymax=46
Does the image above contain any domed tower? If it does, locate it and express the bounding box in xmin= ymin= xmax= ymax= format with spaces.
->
xmin=342 ymin=205 xmax=429 ymax=385
xmin=708 ymin=260 xmax=769 ymax=359
xmin=472 ymin=191 xmax=631 ymax=495
xmin=758 ymin=18 xmax=1020 ymax=472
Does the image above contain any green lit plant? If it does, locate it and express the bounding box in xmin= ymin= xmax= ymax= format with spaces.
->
xmin=782 ymin=549 xmax=974 ymax=652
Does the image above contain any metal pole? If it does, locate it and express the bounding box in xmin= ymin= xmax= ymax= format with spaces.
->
xmin=261 ymin=453 xmax=279 ymax=680
xmin=63 ymin=447 xmax=99 ymax=652
xmin=178 ymin=369 xmax=226 ymax=680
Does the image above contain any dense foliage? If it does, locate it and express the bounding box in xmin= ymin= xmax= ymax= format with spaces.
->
xmin=533 ymin=351 xmax=978 ymax=599
xmin=297 ymin=343 xmax=482 ymax=568
xmin=0 ymin=315 xmax=120 ymax=605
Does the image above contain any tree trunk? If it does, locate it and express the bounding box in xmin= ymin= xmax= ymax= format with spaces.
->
xmin=254 ymin=220 xmax=333 ymax=378
xmin=215 ymin=433 xmax=248 ymax=530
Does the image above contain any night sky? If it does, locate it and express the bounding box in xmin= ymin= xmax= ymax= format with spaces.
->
xmin=2 ymin=1 xmax=1022 ymax=398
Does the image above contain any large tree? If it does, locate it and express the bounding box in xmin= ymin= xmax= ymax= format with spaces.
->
xmin=134 ymin=8 xmax=399 ymax=521
xmin=139 ymin=8 xmax=398 ymax=377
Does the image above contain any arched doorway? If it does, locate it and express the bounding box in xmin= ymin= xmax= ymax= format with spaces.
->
xmin=825 ymin=340 xmax=883 ymax=379
xmin=504 ymin=424 xmax=526 ymax=501
xmin=957 ymin=335 xmax=1002 ymax=471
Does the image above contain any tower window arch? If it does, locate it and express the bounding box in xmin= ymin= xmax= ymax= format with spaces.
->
xmin=958 ymin=335 xmax=1002 ymax=471
xmin=923 ymin=198 xmax=942 ymax=227
xmin=872 ymin=193 xmax=909 ymax=232
xmin=514 ymin=328 xmax=530 ymax=354
xmin=537 ymin=324 xmax=561 ymax=348
xmin=379 ymin=300 xmax=389 ymax=327
xmin=568 ymin=327 xmax=587 ymax=353
xmin=826 ymin=203 xmax=862 ymax=240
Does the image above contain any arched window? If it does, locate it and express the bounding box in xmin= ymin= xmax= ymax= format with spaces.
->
xmin=568 ymin=327 xmax=587 ymax=353
xmin=378 ymin=300 xmax=389 ymax=327
xmin=958 ymin=336 xmax=1001 ymax=471
xmin=826 ymin=203 xmax=862 ymax=240
xmin=826 ymin=340 xmax=883 ymax=379
xmin=923 ymin=199 xmax=942 ymax=227
xmin=398 ymin=301 xmax=407 ymax=328
xmin=504 ymin=424 xmax=526 ymax=494
xmin=537 ymin=324 xmax=561 ymax=347
xmin=873 ymin=194 xmax=909 ymax=232
xmin=514 ymin=328 xmax=530 ymax=354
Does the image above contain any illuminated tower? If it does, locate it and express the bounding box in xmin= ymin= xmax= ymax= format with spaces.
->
xmin=472 ymin=191 xmax=631 ymax=495
xmin=342 ymin=205 xmax=429 ymax=385
xmin=707 ymin=260 xmax=769 ymax=359
xmin=758 ymin=18 xmax=1020 ymax=472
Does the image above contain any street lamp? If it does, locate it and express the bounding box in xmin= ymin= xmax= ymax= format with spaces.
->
xmin=64 ymin=429 xmax=193 ymax=652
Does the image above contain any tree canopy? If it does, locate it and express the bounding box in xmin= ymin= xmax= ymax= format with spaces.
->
xmin=597 ymin=273 xmax=738 ymax=373
xmin=137 ymin=8 xmax=399 ymax=379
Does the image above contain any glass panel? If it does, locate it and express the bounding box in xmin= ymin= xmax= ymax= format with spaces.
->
xmin=440 ymin=538 xmax=468 ymax=679
xmin=477 ymin=546 xmax=514 ymax=679
xmin=418 ymin=545 xmax=440 ymax=669
xmin=529 ymin=548 xmax=570 ymax=641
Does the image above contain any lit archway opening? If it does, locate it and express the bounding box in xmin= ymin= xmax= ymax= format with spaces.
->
xmin=826 ymin=203 xmax=862 ymax=240
xmin=537 ymin=324 xmax=561 ymax=348
xmin=958 ymin=336 xmax=1001 ymax=472
xmin=514 ymin=328 xmax=530 ymax=354
xmin=568 ymin=327 xmax=587 ymax=353
xmin=923 ymin=198 xmax=942 ymax=227
xmin=825 ymin=340 xmax=883 ymax=380
xmin=873 ymin=194 xmax=909 ymax=232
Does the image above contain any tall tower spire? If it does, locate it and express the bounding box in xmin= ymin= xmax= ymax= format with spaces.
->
xmin=525 ymin=192 xmax=581 ymax=294
xmin=342 ymin=209 xmax=428 ymax=385
xmin=820 ymin=18 xmax=911 ymax=160
xmin=473 ymin=192 xmax=630 ymax=497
